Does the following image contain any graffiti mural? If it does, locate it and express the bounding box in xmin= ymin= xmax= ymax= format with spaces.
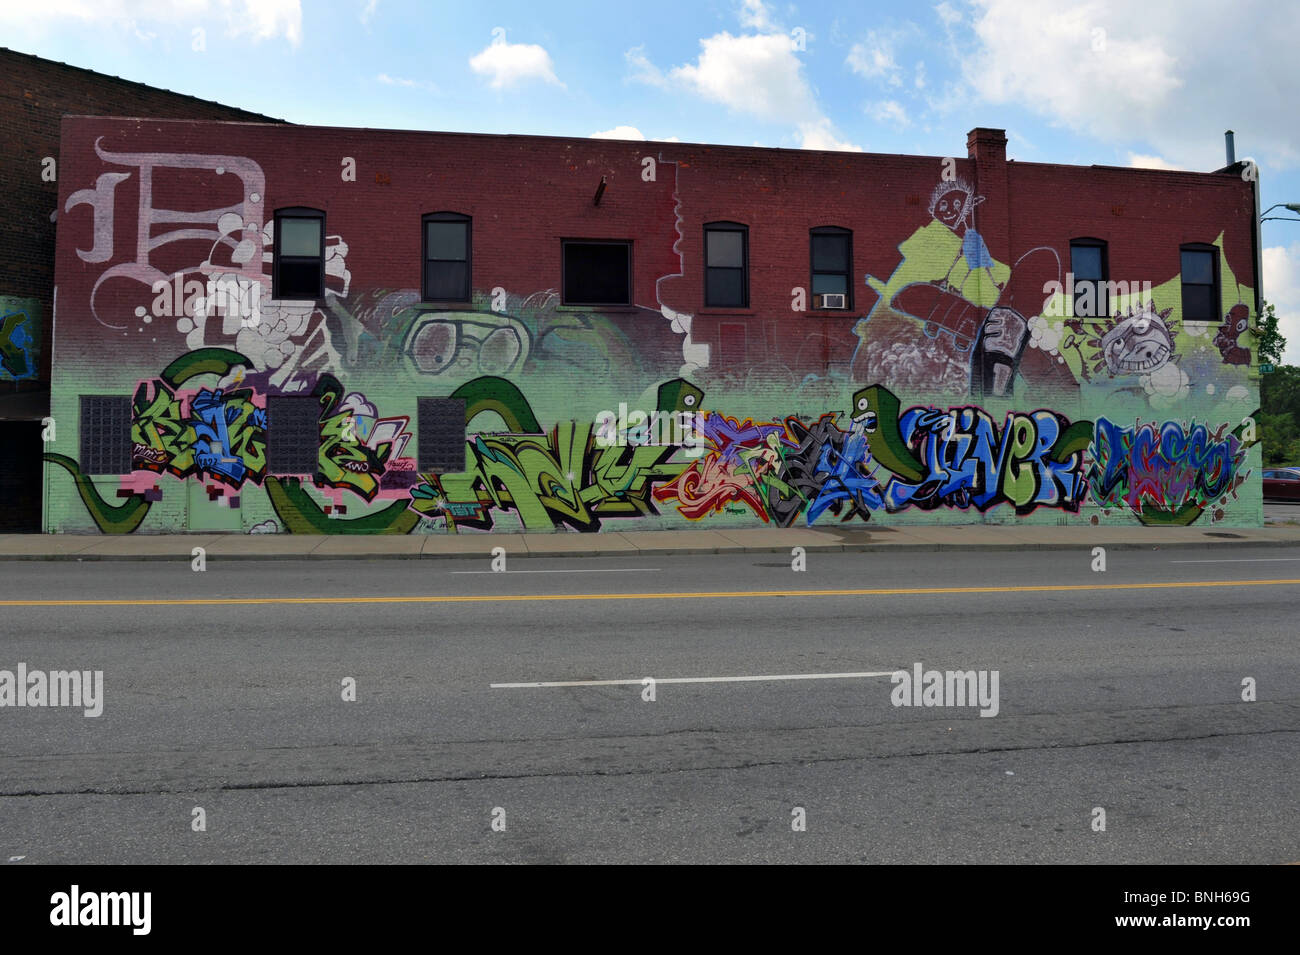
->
xmin=410 ymin=377 xmax=697 ymax=532
xmin=0 ymin=298 xmax=40 ymax=381
xmin=653 ymin=413 xmax=796 ymax=521
xmin=43 ymin=120 xmax=1263 ymax=533
xmin=653 ymin=385 xmax=1093 ymax=526
xmin=1087 ymin=418 xmax=1251 ymax=525
xmin=46 ymin=348 xmax=417 ymax=534
xmin=1213 ymin=303 xmax=1252 ymax=366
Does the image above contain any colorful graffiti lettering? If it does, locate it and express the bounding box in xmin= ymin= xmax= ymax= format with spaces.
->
xmin=1087 ymin=418 xmax=1250 ymax=525
xmin=653 ymin=412 xmax=795 ymax=521
xmin=410 ymin=376 xmax=698 ymax=532
xmin=47 ymin=348 xmax=416 ymax=533
xmin=657 ymin=385 xmax=1092 ymax=526
xmin=886 ymin=405 xmax=1090 ymax=514
xmin=786 ymin=414 xmax=883 ymax=524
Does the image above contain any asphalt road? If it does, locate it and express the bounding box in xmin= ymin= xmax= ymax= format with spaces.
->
xmin=0 ymin=545 xmax=1297 ymax=864
xmin=1265 ymin=502 xmax=1300 ymax=522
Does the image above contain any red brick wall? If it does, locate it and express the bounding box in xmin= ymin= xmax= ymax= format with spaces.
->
xmin=52 ymin=116 xmax=1256 ymax=375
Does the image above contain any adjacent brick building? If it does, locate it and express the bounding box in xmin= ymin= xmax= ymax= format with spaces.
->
xmin=0 ymin=47 xmax=279 ymax=529
xmin=44 ymin=113 xmax=1264 ymax=534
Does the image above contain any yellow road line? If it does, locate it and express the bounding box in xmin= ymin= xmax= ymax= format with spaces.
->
xmin=2 ymin=578 xmax=1300 ymax=607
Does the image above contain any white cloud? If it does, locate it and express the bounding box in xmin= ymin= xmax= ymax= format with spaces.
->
xmin=377 ymin=73 xmax=436 ymax=93
xmin=469 ymin=35 xmax=563 ymax=89
xmin=798 ymin=119 xmax=863 ymax=152
xmin=1264 ymin=242 xmax=1300 ymax=366
xmin=962 ymin=1 xmax=1180 ymax=129
xmin=629 ymin=11 xmax=857 ymax=153
xmin=625 ymin=45 xmax=669 ymax=87
xmin=847 ymin=31 xmax=903 ymax=86
xmin=867 ymin=100 xmax=910 ymax=127
xmin=669 ymin=32 xmax=819 ymax=123
xmin=240 ymin=0 xmax=300 ymax=44
xmin=360 ymin=0 xmax=378 ymax=24
xmin=591 ymin=126 xmax=646 ymax=140
xmin=935 ymin=1 xmax=962 ymax=27
xmin=914 ymin=60 xmax=927 ymax=89
xmin=737 ymin=0 xmax=775 ymax=31
xmin=591 ymin=125 xmax=681 ymax=143
xmin=0 ymin=0 xmax=302 ymax=45
xmin=953 ymin=0 xmax=1300 ymax=171
xmin=1128 ymin=153 xmax=1181 ymax=170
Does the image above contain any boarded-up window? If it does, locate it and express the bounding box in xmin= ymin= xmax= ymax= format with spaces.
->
xmin=418 ymin=397 xmax=466 ymax=473
xmin=563 ymin=241 xmax=631 ymax=305
xmin=266 ymin=396 xmax=320 ymax=474
xmin=80 ymin=396 xmax=132 ymax=475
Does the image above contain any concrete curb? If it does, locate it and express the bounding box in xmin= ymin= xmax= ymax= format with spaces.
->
xmin=2 ymin=534 xmax=1299 ymax=560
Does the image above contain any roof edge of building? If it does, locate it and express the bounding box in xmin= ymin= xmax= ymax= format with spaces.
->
xmin=1 ymin=46 xmax=287 ymax=124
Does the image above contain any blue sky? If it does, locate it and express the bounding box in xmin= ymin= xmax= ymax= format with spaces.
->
xmin=7 ymin=0 xmax=1300 ymax=360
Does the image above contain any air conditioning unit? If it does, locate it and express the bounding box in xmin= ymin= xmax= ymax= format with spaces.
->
xmin=817 ymin=293 xmax=847 ymax=309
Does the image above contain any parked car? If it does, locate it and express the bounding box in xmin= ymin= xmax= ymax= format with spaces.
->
xmin=1262 ymin=468 xmax=1300 ymax=502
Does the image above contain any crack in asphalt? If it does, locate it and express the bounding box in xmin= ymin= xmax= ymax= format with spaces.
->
xmin=2 ymin=724 xmax=1294 ymax=799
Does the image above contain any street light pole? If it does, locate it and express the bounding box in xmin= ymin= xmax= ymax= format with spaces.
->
xmin=1261 ymin=202 xmax=1300 ymax=223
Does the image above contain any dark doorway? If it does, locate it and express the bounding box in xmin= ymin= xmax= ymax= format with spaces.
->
xmin=0 ymin=421 xmax=42 ymax=531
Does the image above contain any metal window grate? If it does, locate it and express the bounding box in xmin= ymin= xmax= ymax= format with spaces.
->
xmin=266 ymin=396 xmax=321 ymax=474
xmin=80 ymin=396 xmax=133 ymax=475
xmin=418 ymin=397 xmax=466 ymax=473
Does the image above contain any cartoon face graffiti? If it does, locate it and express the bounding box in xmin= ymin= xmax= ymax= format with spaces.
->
xmin=850 ymin=385 xmax=927 ymax=483
xmin=1213 ymin=304 xmax=1251 ymax=366
xmin=928 ymin=179 xmax=984 ymax=231
xmin=1099 ymin=307 xmax=1175 ymax=375
xmin=853 ymin=392 xmax=878 ymax=434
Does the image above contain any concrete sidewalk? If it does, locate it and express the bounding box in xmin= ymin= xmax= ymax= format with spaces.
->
xmin=2 ymin=523 xmax=1300 ymax=560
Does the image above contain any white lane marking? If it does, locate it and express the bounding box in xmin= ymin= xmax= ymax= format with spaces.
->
xmin=1170 ymin=557 xmax=1300 ymax=563
xmin=491 ymin=670 xmax=900 ymax=689
xmin=452 ymin=568 xmax=661 ymax=575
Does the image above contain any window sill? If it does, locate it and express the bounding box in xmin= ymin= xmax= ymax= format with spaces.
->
xmin=556 ymin=304 xmax=640 ymax=313
xmin=699 ymin=308 xmax=755 ymax=316
xmin=267 ymin=297 xmax=323 ymax=307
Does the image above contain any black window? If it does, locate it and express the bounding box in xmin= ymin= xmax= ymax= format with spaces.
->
xmin=705 ymin=222 xmax=748 ymax=308
xmin=563 ymin=240 xmax=631 ymax=305
xmin=265 ymin=396 xmax=320 ymax=474
xmin=1070 ymin=239 xmax=1107 ymax=318
xmin=80 ymin=396 xmax=132 ymax=475
xmin=1181 ymin=244 xmax=1219 ymax=322
xmin=424 ymin=213 xmax=471 ymax=302
xmin=811 ymin=227 xmax=852 ymax=309
xmin=274 ymin=208 xmax=324 ymax=300
xmin=417 ymin=397 xmax=467 ymax=473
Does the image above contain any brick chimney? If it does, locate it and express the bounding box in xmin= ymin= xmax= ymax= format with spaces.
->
xmin=967 ymin=127 xmax=1007 ymax=163
xmin=964 ymin=128 xmax=1011 ymax=306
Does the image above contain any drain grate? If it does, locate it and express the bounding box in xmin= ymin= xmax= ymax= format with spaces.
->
xmin=1204 ymin=532 xmax=1245 ymax=539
